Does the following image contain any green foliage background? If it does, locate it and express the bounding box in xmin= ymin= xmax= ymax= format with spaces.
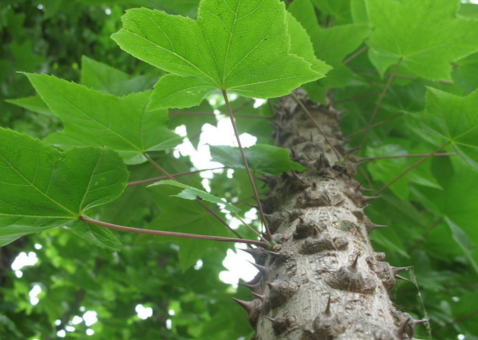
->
xmin=1 ymin=0 xmax=478 ymax=339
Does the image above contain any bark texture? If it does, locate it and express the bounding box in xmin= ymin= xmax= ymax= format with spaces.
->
xmin=237 ymin=94 xmax=418 ymax=340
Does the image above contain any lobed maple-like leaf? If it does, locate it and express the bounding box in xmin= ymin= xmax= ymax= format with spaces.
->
xmin=411 ymin=88 xmax=478 ymax=171
xmin=25 ymin=73 xmax=183 ymax=164
xmin=0 ymin=128 xmax=128 ymax=250
xmin=365 ymin=0 xmax=478 ymax=80
xmin=112 ymin=0 xmax=329 ymax=109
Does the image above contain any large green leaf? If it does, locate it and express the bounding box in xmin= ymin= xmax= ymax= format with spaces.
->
xmin=365 ymin=0 xmax=478 ymax=80
xmin=411 ymin=88 xmax=478 ymax=170
xmin=112 ymin=0 xmax=329 ymax=109
xmin=148 ymin=180 xmax=240 ymax=213
xmin=210 ymin=144 xmax=307 ymax=175
xmin=0 ymin=128 xmax=128 ymax=249
xmin=5 ymin=96 xmax=52 ymax=116
xmin=25 ymin=73 xmax=182 ymax=164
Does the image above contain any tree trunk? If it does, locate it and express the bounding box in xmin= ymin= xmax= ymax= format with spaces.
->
xmin=236 ymin=94 xmax=418 ymax=340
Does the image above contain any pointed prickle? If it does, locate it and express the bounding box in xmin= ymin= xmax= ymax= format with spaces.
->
xmin=315 ymin=153 xmax=330 ymax=170
xmin=367 ymin=223 xmax=388 ymax=233
xmin=323 ymin=295 xmax=332 ymax=316
xmin=239 ymin=282 xmax=260 ymax=292
xmin=350 ymin=254 xmax=360 ymax=272
xmin=299 ymin=216 xmax=305 ymax=223
xmin=232 ymin=298 xmax=255 ymax=314
xmin=395 ymin=274 xmax=411 ymax=282
xmin=392 ymin=266 xmax=413 ymax=276
xmin=413 ymin=318 xmax=429 ymax=325
xmin=363 ymin=195 xmax=380 ymax=202
xmin=249 ymin=261 xmax=270 ymax=276
xmin=266 ymin=281 xmax=277 ymax=291
xmin=394 ymin=318 xmax=410 ymax=338
xmin=240 ymin=248 xmax=262 ymax=259
xmin=251 ymin=292 xmax=267 ymax=301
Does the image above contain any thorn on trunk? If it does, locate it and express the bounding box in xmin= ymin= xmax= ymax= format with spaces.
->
xmin=394 ymin=318 xmax=411 ymax=338
xmin=323 ymin=295 xmax=332 ymax=316
xmin=251 ymin=292 xmax=267 ymax=302
xmin=363 ymin=195 xmax=380 ymax=203
xmin=395 ymin=274 xmax=411 ymax=282
xmin=239 ymin=282 xmax=260 ymax=292
xmin=232 ymin=298 xmax=254 ymax=314
xmin=350 ymin=254 xmax=360 ymax=272
xmin=249 ymin=261 xmax=270 ymax=277
xmin=392 ymin=266 xmax=413 ymax=276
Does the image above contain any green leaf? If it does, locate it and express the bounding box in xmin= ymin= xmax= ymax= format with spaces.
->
xmin=210 ymin=144 xmax=307 ymax=175
xmin=446 ymin=217 xmax=478 ymax=275
xmin=67 ymin=221 xmax=122 ymax=252
xmin=310 ymin=0 xmax=352 ymax=25
xmin=0 ymin=128 xmax=129 ymax=249
xmin=286 ymin=12 xmax=332 ymax=76
xmin=365 ymin=0 xmax=478 ymax=80
xmin=5 ymin=96 xmax=52 ymax=116
xmin=148 ymin=184 xmax=230 ymax=271
xmin=148 ymin=180 xmax=240 ymax=213
xmin=288 ymin=0 xmax=369 ymax=101
xmin=25 ymin=73 xmax=182 ymax=164
xmin=111 ymin=0 xmax=329 ymax=110
xmin=412 ymin=88 xmax=478 ymax=170
xmin=80 ymin=56 xmax=158 ymax=96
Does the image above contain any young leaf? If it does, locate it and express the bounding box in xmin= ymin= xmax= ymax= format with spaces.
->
xmin=111 ymin=0 xmax=329 ymax=109
xmin=148 ymin=180 xmax=240 ymax=213
xmin=0 ymin=128 xmax=129 ymax=249
xmin=365 ymin=0 xmax=478 ymax=80
xmin=25 ymin=73 xmax=183 ymax=164
xmin=210 ymin=144 xmax=307 ymax=175
xmin=411 ymin=88 xmax=478 ymax=170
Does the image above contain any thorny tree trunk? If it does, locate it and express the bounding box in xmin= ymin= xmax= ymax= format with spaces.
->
xmin=235 ymin=93 xmax=420 ymax=340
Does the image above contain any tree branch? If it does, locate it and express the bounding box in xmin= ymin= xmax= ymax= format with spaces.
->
xmin=79 ymin=216 xmax=270 ymax=248
xmin=170 ymin=111 xmax=272 ymax=119
xmin=374 ymin=143 xmax=450 ymax=196
xmin=346 ymin=113 xmax=403 ymax=138
xmin=360 ymin=152 xmax=456 ymax=163
xmin=221 ymin=90 xmax=273 ymax=242
xmin=127 ymin=167 xmax=225 ymax=187
xmin=358 ymin=58 xmax=403 ymax=151
xmin=343 ymin=46 xmax=369 ymax=65
xmin=143 ymin=153 xmax=243 ymax=239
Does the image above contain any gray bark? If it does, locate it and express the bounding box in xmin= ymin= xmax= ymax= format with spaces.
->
xmin=236 ymin=94 xmax=419 ymax=340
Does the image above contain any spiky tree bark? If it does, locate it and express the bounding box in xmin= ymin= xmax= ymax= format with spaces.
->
xmin=235 ymin=93 xmax=422 ymax=340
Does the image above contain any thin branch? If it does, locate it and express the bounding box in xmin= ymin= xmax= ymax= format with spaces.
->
xmin=408 ymin=218 xmax=443 ymax=254
xmin=343 ymin=46 xmax=369 ymax=65
xmin=346 ymin=113 xmax=403 ymax=138
xmin=374 ymin=143 xmax=450 ymax=196
xmin=171 ymin=111 xmax=272 ymax=119
xmin=128 ymin=167 xmax=225 ymax=187
xmin=221 ymin=90 xmax=272 ymax=242
xmin=358 ymin=58 xmax=403 ymax=151
xmin=144 ymin=153 xmax=243 ymax=239
xmin=352 ymin=68 xmax=454 ymax=85
xmin=290 ymin=92 xmax=341 ymax=159
xmin=360 ymin=152 xmax=456 ymax=163
xmin=435 ymin=310 xmax=478 ymax=330
xmin=80 ymin=216 xmax=270 ymax=248
xmin=333 ymin=91 xmax=381 ymax=105
xmin=234 ymin=213 xmax=269 ymax=244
